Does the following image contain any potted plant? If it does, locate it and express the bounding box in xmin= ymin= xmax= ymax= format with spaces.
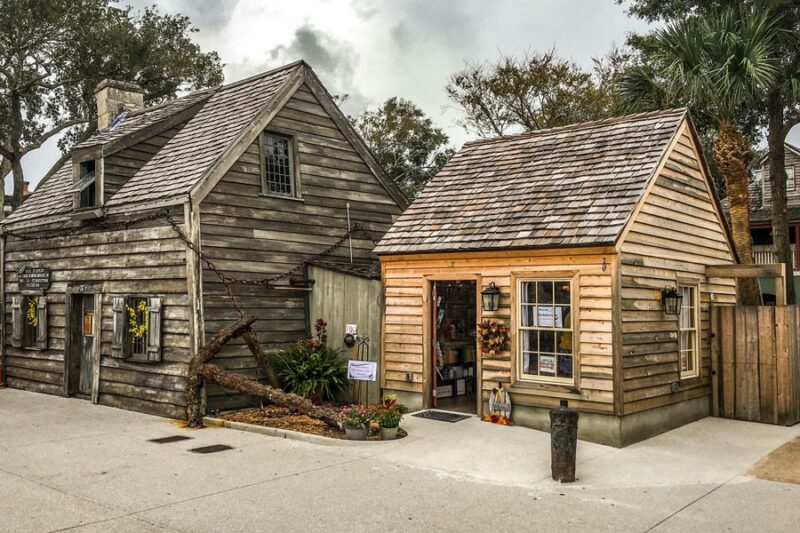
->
xmin=342 ymin=406 xmax=371 ymax=440
xmin=378 ymin=394 xmax=405 ymax=440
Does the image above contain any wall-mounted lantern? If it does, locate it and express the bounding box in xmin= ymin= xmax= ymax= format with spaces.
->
xmin=661 ymin=286 xmax=682 ymax=316
xmin=481 ymin=282 xmax=501 ymax=312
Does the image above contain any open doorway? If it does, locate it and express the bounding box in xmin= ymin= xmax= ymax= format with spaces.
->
xmin=431 ymin=280 xmax=478 ymax=414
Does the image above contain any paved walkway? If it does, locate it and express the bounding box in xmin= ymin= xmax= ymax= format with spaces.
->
xmin=1 ymin=388 xmax=799 ymax=532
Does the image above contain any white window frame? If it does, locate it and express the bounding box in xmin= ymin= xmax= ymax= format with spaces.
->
xmin=678 ymin=284 xmax=700 ymax=379
xmin=516 ymin=277 xmax=575 ymax=385
xmin=787 ymin=166 xmax=796 ymax=192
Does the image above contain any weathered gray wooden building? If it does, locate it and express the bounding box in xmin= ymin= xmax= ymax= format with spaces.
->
xmin=0 ymin=61 xmax=406 ymax=417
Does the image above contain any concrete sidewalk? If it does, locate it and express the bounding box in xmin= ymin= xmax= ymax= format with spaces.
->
xmin=1 ymin=388 xmax=799 ymax=532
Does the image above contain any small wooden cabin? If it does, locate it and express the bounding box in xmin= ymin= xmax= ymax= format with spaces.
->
xmin=375 ymin=109 xmax=737 ymax=446
xmin=0 ymin=61 xmax=406 ymax=417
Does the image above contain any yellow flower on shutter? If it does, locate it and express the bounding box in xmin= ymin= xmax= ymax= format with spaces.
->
xmin=126 ymin=299 xmax=150 ymax=338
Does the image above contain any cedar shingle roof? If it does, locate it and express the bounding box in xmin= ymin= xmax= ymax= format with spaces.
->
xmin=3 ymin=61 xmax=304 ymax=225
xmin=106 ymin=62 xmax=301 ymax=206
xmin=374 ymin=109 xmax=687 ymax=255
xmin=73 ymin=87 xmax=216 ymax=149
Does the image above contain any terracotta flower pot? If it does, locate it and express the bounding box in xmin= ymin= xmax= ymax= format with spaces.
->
xmin=380 ymin=426 xmax=399 ymax=440
xmin=344 ymin=427 xmax=368 ymax=441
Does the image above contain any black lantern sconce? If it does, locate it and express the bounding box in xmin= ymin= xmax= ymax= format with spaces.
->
xmin=661 ymin=286 xmax=682 ymax=316
xmin=481 ymin=282 xmax=501 ymax=312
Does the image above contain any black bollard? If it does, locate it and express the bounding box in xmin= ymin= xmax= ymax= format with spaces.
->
xmin=550 ymin=399 xmax=579 ymax=482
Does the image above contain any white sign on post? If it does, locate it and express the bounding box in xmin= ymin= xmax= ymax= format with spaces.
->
xmin=347 ymin=360 xmax=377 ymax=381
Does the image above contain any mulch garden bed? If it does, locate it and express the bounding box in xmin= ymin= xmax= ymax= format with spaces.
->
xmin=215 ymin=405 xmax=407 ymax=441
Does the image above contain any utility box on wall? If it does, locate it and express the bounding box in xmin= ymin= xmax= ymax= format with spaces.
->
xmin=308 ymin=263 xmax=383 ymax=404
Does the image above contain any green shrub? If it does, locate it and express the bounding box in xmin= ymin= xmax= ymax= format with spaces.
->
xmin=275 ymin=346 xmax=348 ymax=404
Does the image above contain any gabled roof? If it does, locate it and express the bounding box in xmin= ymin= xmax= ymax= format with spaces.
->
xmin=4 ymin=61 xmax=406 ymax=227
xmin=106 ymin=62 xmax=302 ymax=206
xmin=756 ymin=142 xmax=800 ymax=168
xmin=73 ymin=87 xmax=216 ymax=150
xmin=374 ymin=109 xmax=688 ymax=255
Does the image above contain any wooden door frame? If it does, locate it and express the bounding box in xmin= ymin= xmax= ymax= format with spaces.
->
xmin=63 ymin=285 xmax=102 ymax=403
xmin=422 ymin=274 xmax=483 ymax=415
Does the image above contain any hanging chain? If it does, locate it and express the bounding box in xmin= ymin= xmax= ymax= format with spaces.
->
xmin=4 ymin=208 xmax=381 ymax=317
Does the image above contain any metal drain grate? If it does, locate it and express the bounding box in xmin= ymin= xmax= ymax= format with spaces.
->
xmin=148 ymin=435 xmax=193 ymax=444
xmin=412 ymin=410 xmax=471 ymax=423
xmin=188 ymin=444 xmax=234 ymax=454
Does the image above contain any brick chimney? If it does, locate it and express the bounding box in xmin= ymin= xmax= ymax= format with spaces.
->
xmin=95 ymin=79 xmax=145 ymax=130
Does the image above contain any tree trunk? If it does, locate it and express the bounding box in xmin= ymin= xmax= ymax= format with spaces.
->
xmin=197 ymin=363 xmax=342 ymax=429
xmin=186 ymin=315 xmax=257 ymax=427
xmin=714 ymin=122 xmax=760 ymax=305
xmin=242 ymin=328 xmax=281 ymax=388
xmin=9 ymin=154 xmax=24 ymax=208
xmin=767 ymin=91 xmax=796 ymax=305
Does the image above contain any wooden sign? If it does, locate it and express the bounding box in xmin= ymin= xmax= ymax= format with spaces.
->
xmin=18 ymin=267 xmax=50 ymax=291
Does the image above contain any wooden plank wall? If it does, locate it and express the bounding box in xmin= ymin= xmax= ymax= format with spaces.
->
xmin=380 ymin=250 xmax=615 ymax=414
xmin=619 ymin=125 xmax=737 ymax=415
xmin=199 ymin=83 xmax=403 ymax=411
xmin=103 ymin=127 xmax=184 ymax=199
xmin=308 ymin=265 xmax=383 ymax=403
xmin=760 ymin=148 xmax=800 ymax=208
xmin=712 ymin=305 xmax=800 ymax=425
xmin=3 ymin=210 xmax=191 ymax=418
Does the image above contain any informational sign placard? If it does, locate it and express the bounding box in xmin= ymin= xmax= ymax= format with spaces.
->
xmin=347 ymin=360 xmax=377 ymax=381
xmin=539 ymin=355 xmax=556 ymax=374
xmin=536 ymin=306 xmax=563 ymax=328
xmin=345 ymin=324 xmax=358 ymax=335
xmin=17 ymin=267 xmax=50 ymax=291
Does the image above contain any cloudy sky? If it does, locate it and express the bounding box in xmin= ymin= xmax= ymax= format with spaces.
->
xmin=19 ymin=0 xmax=800 ymax=191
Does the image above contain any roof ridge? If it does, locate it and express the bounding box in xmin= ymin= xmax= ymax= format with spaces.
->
xmin=463 ymin=108 xmax=688 ymax=148
xmin=219 ymin=60 xmax=305 ymax=92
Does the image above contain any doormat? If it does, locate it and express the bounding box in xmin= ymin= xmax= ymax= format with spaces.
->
xmin=148 ymin=435 xmax=193 ymax=444
xmin=412 ymin=410 xmax=471 ymax=423
xmin=188 ymin=444 xmax=234 ymax=454
xmin=748 ymin=437 xmax=800 ymax=485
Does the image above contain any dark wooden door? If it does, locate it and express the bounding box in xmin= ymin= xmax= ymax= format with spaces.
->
xmin=68 ymin=294 xmax=95 ymax=397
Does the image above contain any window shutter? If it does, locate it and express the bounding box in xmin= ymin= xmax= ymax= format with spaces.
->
xmin=11 ymin=296 xmax=23 ymax=348
xmin=146 ymin=297 xmax=162 ymax=362
xmin=111 ymin=296 xmax=126 ymax=358
xmin=36 ymin=296 xmax=48 ymax=350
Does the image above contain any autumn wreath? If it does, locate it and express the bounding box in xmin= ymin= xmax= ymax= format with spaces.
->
xmin=477 ymin=319 xmax=509 ymax=356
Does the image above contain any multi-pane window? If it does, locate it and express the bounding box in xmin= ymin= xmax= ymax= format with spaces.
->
xmin=679 ymin=285 xmax=699 ymax=378
xmin=788 ymin=166 xmax=796 ymax=191
xmin=518 ymin=279 xmax=573 ymax=383
xmin=264 ymin=133 xmax=294 ymax=195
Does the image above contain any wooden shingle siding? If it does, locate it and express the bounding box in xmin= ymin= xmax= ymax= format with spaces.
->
xmin=381 ymin=249 xmax=615 ymax=413
xmin=199 ymin=84 xmax=403 ymax=410
xmin=619 ymin=125 xmax=736 ymax=414
xmin=3 ymin=211 xmax=191 ymax=418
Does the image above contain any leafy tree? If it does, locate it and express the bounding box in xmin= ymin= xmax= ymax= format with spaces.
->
xmin=353 ymin=97 xmax=453 ymax=198
xmin=0 ymin=0 xmax=223 ymax=207
xmin=618 ymin=7 xmax=782 ymax=305
xmin=622 ymin=0 xmax=800 ymax=304
xmin=444 ymin=49 xmax=630 ymax=137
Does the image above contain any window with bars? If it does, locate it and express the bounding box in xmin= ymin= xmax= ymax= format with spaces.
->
xmin=678 ymin=285 xmax=699 ymax=379
xmin=263 ymin=133 xmax=295 ymax=196
xmin=518 ymin=279 xmax=574 ymax=383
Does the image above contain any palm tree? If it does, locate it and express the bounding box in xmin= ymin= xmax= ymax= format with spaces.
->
xmin=619 ymin=8 xmax=781 ymax=305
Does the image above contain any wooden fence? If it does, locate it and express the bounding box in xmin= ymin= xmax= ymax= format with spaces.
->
xmin=711 ymin=305 xmax=800 ymax=425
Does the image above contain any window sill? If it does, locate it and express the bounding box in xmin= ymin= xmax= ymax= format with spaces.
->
xmin=259 ymin=193 xmax=304 ymax=203
xmin=508 ymin=379 xmax=580 ymax=395
xmin=71 ymin=207 xmax=104 ymax=221
xmin=124 ymin=356 xmax=158 ymax=364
